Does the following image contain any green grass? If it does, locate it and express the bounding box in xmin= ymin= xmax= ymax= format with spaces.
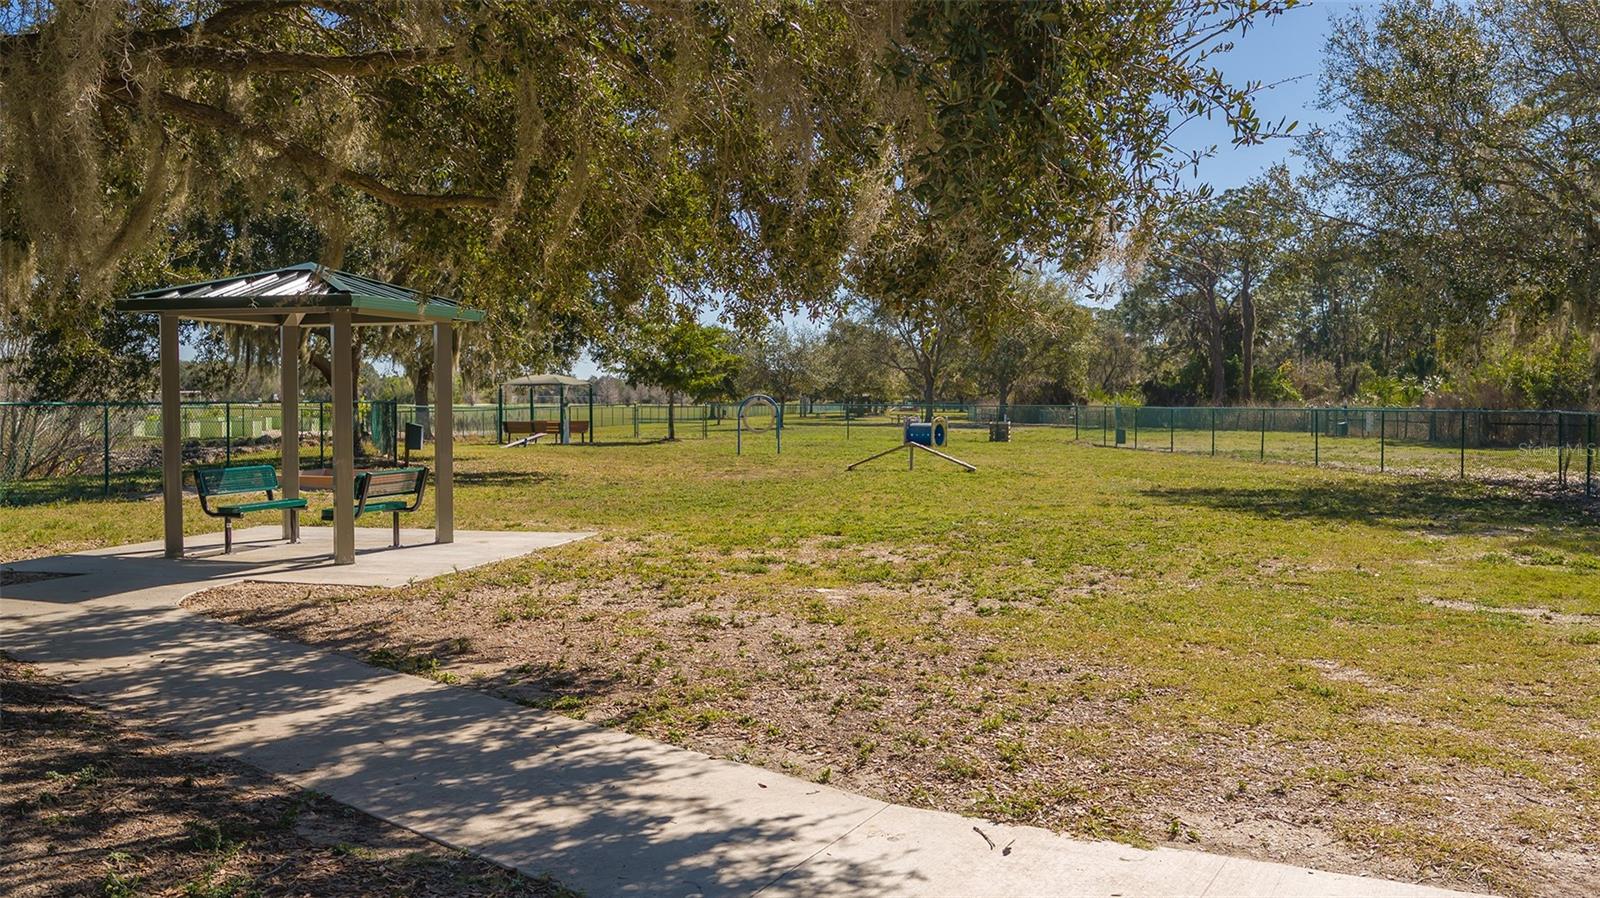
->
xmin=8 ymin=421 xmax=1600 ymax=894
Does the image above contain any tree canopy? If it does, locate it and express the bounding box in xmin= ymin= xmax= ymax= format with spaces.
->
xmin=601 ymin=317 xmax=740 ymax=439
xmin=1099 ymin=0 xmax=1600 ymax=410
xmin=2 ymin=1 xmax=1294 ymax=339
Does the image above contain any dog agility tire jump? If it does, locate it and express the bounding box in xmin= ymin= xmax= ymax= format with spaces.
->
xmin=736 ymin=394 xmax=781 ymax=455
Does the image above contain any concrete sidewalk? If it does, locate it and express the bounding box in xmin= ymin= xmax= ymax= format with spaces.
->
xmin=3 ymin=531 xmax=1489 ymax=897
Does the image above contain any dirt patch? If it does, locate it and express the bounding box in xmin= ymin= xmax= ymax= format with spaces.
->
xmin=0 ymin=654 xmax=573 ymax=898
xmin=1424 ymin=596 xmax=1600 ymax=625
xmin=185 ymin=550 xmax=1598 ymax=898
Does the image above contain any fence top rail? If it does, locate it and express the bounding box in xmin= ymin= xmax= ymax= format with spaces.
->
xmin=1085 ymin=404 xmax=1598 ymax=416
xmin=3 ymin=399 xmax=1596 ymax=417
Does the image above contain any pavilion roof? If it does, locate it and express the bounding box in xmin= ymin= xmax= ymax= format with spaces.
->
xmin=114 ymin=262 xmax=483 ymax=325
xmin=503 ymin=374 xmax=592 ymax=388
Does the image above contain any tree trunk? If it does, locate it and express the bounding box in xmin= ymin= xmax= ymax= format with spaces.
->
xmin=922 ymin=368 xmax=936 ymax=422
xmin=411 ymin=358 xmax=433 ymax=439
xmin=1239 ymin=258 xmax=1256 ymax=402
xmin=997 ymin=381 xmax=1012 ymax=421
xmin=667 ymin=392 xmax=676 ymax=440
xmin=1203 ymin=282 xmax=1227 ymax=405
xmin=308 ymin=351 xmax=332 ymax=385
xmin=350 ymin=335 xmax=367 ymax=459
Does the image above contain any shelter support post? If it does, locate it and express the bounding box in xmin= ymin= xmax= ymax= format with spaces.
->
xmin=434 ymin=322 xmax=455 ymax=544
xmin=280 ymin=320 xmax=301 ymax=542
xmin=160 ymin=313 xmax=183 ymax=559
xmin=331 ymin=313 xmax=356 ymax=564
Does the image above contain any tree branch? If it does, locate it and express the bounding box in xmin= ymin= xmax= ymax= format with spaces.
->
xmin=129 ymin=1 xmax=309 ymax=50
xmin=156 ymin=44 xmax=457 ymax=77
xmin=104 ymin=79 xmax=499 ymax=211
xmin=2 ymin=1 xmax=307 ymax=58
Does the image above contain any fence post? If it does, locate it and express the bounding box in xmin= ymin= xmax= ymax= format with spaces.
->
xmin=1459 ymin=409 xmax=1466 ymax=480
xmin=1314 ymin=408 xmax=1319 ymax=467
xmin=1075 ymin=405 xmax=1080 ymax=441
xmin=1102 ymin=405 xmax=1108 ymax=446
xmin=1133 ymin=408 xmax=1139 ymax=449
xmin=1379 ymin=408 xmax=1386 ymax=472
xmin=1587 ymin=413 xmax=1594 ymax=499
xmin=1259 ymin=408 xmax=1266 ymax=461
xmin=1559 ymin=412 xmax=1569 ymax=488
xmin=102 ymin=402 xmax=111 ymax=496
xmin=1211 ymin=407 xmax=1216 ymax=456
xmin=1169 ymin=407 xmax=1175 ymax=452
xmin=224 ymin=401 xmax=232 ymax=466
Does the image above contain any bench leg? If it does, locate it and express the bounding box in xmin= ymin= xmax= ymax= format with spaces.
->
xmin=289 ymin=510 xmax=300 ymax=544
xmin=224 ymin=517 xmax=233 ymax=554
xmin=392 ymin=512 xmax=400 ymax=548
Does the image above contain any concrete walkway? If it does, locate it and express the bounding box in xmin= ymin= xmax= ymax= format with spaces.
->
xmin=3 ymin=529 xmax=1489 ymax=897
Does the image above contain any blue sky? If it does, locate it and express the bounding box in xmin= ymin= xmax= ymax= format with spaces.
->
xmin=1172 ymin=0 xmax=1352 ymax=191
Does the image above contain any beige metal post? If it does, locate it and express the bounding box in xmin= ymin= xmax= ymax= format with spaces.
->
xmin=160 ymin=313 xmax=184 ymax=559
xmin=279 ymin=320 xmax=301 ymax=541
xmin=331 ymin=312 xmax=356 ymax=564
xmin=433 ymin=321 xmax=454 ymax=543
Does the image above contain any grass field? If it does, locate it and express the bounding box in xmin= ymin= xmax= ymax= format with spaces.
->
xmin=6 ymin=423 xmax=1599 ymax=896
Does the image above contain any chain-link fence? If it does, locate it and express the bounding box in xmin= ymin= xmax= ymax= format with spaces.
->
xmin=1076 ymin=404 xmax=1596 ymax=497
xmin=2 ymin=399 xmax=1594 ymax=505
xmin=0 ymin=399 xmax=730 ymax=503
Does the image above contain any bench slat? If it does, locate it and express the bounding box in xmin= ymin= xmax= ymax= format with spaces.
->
xmin=216 ymin=497 xmax=308 ymax=516
xmin=320 ymin=499 xmax=409 ymax=520
xmin=197 ymin=464 xmax=280 ymax=497
xmin=364 ymin=468 xmax=426 ymax=499
xmin=505 ymin=420 xmax=588 ymax=436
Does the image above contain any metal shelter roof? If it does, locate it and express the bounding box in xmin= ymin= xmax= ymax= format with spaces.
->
xmin=114 ymin=262 xmax=483 ymax=325
xmin=503 ymin=374 xmax=592 ymax=388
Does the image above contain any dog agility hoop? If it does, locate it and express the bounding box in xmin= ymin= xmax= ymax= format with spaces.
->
xmin=736 ymin=394 xmax=781 ymax=456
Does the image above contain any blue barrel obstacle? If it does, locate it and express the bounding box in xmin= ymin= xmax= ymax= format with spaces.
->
xmin=904 ymin=419 xmax=947 ymax=447
xmin=847 ymin=416 xmax=974 ymax=472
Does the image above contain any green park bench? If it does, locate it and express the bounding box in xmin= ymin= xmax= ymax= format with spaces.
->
xmin=195 ymin=464 xmax=308 ymax=554
xmin=320 ymin=466 xmax=429 ymax=548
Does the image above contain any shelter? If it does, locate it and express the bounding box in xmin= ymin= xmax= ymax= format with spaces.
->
xmin=115 ymin=262 xmax=483 ymax=565
xmin=498 ymin=374 xmax=595 ymax=445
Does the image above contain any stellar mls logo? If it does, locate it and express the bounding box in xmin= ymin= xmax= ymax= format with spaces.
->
xmin=1516 ymin=441 xmax=1595 ymax=456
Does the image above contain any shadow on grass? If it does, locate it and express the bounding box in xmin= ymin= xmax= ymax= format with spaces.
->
xmin=452 ymin=469 xmax=561 ymax=488
xmin=200 ymin=593 xmax=624 ymax=714
xmin=1144 ymin=478 xmax=1598 ymax=542
xmin=0 ymin=476 xmax=162 ymax=507
xmin=499 ymin=438 xmax=678 ymax=449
